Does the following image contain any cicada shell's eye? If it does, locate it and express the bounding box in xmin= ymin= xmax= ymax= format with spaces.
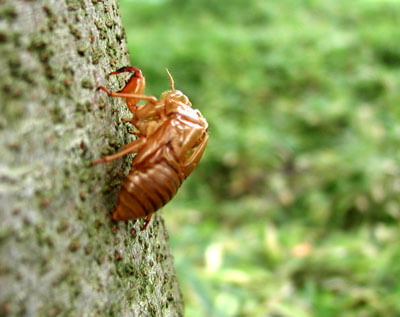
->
xmin=178 ymin=94 xmax=191 ymax=106
xmin=169 ymin=91 xmax=191 ymax=106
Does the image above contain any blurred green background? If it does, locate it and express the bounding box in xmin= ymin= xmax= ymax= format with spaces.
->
xmin=118 ymin=0 xmax=400 ymax=316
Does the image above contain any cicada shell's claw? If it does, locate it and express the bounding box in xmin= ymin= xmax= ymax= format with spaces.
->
xmin=108 ymin=66 xmax=141 ymax=77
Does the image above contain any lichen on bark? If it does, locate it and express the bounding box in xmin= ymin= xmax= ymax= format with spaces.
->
xmin=0 ymin=1 xmax=183 ymax=316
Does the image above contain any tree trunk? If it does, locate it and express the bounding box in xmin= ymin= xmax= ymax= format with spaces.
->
xmin=0 ymin=0 xmax=183 ymax=316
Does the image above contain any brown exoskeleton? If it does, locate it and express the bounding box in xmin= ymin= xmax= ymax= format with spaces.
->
xmin=93 ymin=67 xmax=208 ymax=230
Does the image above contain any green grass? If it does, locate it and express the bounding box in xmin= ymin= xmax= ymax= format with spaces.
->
xmin=119 ymin=0 xmax=400 ymax=315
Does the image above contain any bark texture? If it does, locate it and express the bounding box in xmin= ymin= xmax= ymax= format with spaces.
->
xmin=0 ymin=0 xmax=183 ymax=316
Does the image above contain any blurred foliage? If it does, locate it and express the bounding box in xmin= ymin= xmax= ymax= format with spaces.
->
xmin=119 ymin=0 xmax=400 ymax=316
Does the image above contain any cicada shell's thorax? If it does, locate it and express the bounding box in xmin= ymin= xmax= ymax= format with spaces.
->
xmin=112 ymin=159 xmax=185 ymax=221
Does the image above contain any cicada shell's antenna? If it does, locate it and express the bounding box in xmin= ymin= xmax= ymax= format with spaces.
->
xmin=165 ymin=68 xmax=175 ymax=92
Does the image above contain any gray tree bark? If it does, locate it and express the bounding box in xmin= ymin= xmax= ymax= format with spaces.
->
xmin=0 ymin=0 xmax=183 ymax=316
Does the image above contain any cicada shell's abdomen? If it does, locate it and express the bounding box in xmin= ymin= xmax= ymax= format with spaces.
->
xmin=112 ymin=161 xmax=184 ymax=221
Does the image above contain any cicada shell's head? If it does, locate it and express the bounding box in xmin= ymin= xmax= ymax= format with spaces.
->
xmin=159 ymin=69 xmax=193 ymax=115
xmin=159 ymin=90 xmax=192 ymax=115
xmin=160 ymin=89 xmax=191 ymax=106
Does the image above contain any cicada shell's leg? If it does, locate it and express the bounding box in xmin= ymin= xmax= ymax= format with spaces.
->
xmin=107 ymin=67 xmax=146 ymax=113
xmin=129 ymin=118 xmax=176 ymax=166
xmin=92 ymin=137 xmax=147 ymax=165
xmin=175 ymin=123 xmax=207 ymax=161
xmin=119 ymin=115 xmax=143 ymax=137
xmin=182 ymin=133 xmax=208 ymax=176
xmin=97 ymin=86 xmax=158 ymax=136
xmin=140 ymin=214 xmax=152 ymax=231
xmin=97 ymin=86 xmax=159 ymax=135
xmin=120 ymin=117 xmax=133 ymax=123
xmin=97 ymin=86 xmax=158 ymax=105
